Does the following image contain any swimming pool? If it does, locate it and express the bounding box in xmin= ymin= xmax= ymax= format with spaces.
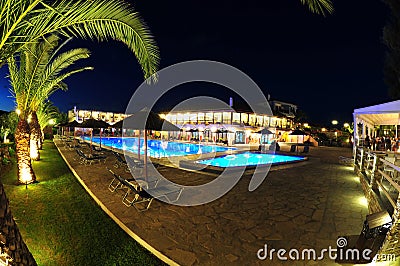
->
xmin=196 ymin=152 xmax=306 ymax=167
xmin=82 ymin=136 xmax=235 ymax=157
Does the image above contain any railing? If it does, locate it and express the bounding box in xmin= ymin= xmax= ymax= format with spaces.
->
xmin=355 ymin=146 xmax=400 ymax=262
xmin=355 ymin=146 xmax=400 ymax=216
xmin=377 ymin=158 xmax=400 ymax=209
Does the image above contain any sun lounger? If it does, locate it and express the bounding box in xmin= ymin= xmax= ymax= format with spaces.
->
xmin=125 ymin=155 xmax=145 ymax=173
xmin=113 ymin=151 xmax=128 ymax=168
xmin=107 ymin=168 xmax=136 ymax=192
xmin=76 ymin=149 xmax=107 ymax=165
xmin=121 ymin=179 xmax=183 ymax=211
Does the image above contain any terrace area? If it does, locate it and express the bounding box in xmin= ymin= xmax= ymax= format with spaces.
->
xmin=54 ymin=139 xmax=370 ymax=265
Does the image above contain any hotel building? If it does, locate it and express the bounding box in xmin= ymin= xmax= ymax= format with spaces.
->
xmin=68 ymin=100 xmax=298 ymax=146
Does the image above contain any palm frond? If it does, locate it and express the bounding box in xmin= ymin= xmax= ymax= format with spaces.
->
xmin=35 ymin=66 xmax=94 ymax=106
xmin=8 ymin=35 xmax=92 ymax=119
xmin=2 ymin=0 xmax=159 ymax=82
xmin=300 ymin=0 xmax=334 ymax=16
xmin=37 ymin=100 xmax=59 ymax=128
xmin=30 ymin=47 xmax=93 ymax=109
xmin=0 ymin=0 xmax=43 ymax=65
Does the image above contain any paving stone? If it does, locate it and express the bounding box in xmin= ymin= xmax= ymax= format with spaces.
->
xmin=293 ymin=214 xmax=310 ymax=225
xmin=238 ymin=230 xmax=256 ymax=242
xmin=225 ymin=253 xmax=239 ymax=262
xmin=220 ymin=212 xmax=240 ymax=221
xmin=165 ymin=248 xmax=197 ymax=266
xmin=312 ymin=209 xmax=324 ymax=221
xmin=191 ymin=215 xmax=214 ymax=224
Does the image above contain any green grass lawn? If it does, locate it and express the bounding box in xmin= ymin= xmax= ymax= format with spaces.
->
xmin=1 ymin=140 xmax=162 ymax=266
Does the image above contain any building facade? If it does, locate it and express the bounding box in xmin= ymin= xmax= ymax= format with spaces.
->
xmin=68 ymin=106 xmax=129 ymax=124
xmin=68 ymin=99 xmax=298 ymax=146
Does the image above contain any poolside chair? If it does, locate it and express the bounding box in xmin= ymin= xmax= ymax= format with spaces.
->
xmin=113 ymin=151 xmax=128 ymax=168
xmin=76 ymin=149 xmax=107 ymax=165
xmin=121 ymin=179 xmax=183 ymax=211
xmin=290 ymin=145 xmax=297 ymax=153
xmin=107 ymin=168 xmax=136 ymax=192
xmin=125 ymin=156 xmax=145 ymax=174
xmin=66 ymin=142 xmax=81 ymax=151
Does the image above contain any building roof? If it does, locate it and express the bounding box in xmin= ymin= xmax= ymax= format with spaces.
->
xmin=353 ymin=100 xmax=400 ymax=125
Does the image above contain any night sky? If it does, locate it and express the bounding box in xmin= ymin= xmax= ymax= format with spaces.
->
xmin=0 ymin=0 xmax=391 ymax=125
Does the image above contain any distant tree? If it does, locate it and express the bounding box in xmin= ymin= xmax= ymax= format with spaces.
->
xmin=0 ymin=112 xmax=18 ymax=143
xmin=383 ymin=0 xmax=400 ymax=98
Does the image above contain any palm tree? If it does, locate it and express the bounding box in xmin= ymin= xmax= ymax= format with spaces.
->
xmin=36 ymin=101 xmax=60 ymax=146
xmin=9 ymin=36 xmax=92 ymax=177
xmin=24 ymin=35 xmax=93 ymax=161
xmin=1 ymin=1 xmax=159 ymax=264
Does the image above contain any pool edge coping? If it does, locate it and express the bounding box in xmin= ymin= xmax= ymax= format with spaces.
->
xmin=179 ymin=152 xmax=309 ymax=173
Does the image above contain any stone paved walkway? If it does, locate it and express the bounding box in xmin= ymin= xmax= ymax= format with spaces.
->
xmin=54 ymin=141 xmax=368 ymax=265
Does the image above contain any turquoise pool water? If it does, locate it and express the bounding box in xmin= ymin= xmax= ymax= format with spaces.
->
xmin=196 ymin=152 xmax=305 ymax=167
xmin=82 ymin=136 xmax=235 ymax=157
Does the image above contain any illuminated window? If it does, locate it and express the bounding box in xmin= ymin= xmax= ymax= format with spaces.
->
xmin=264 ymin=116 xmax=270 ymax=127
xmin=240 ymin=113 xmax=248 ymax=124
xmin=232 ymin=113 xmax=240 ymax=124
xmin=205 ymin=113 xmax=213 ymax=123
xmin=223 ymin=112 xmax=231 ymax=124
xmin=169 ymin=114 xmax=177 ymax=124
xmin=214 ymin=112 xmax=222 ymax=124
xmin=198 ymin=113 xmax=205 ymax=123
xmin=190 ymin=113 xmax=198 ymax=124
xmin=249 ymin=114 xmax=256 ymax=126
xmin=257 ymin=116 xmax=263 ymax=126
xmin=177 ymin=113 xmax=184 ymax=124
xmin=183 ymin=113 xmax=190 ymax=124
xmin=270 ymin=117 xmax=276 ymax=127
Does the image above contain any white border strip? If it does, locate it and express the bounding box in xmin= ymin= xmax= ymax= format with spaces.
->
xmin=54 ymin=141 xmax=179 ymax=266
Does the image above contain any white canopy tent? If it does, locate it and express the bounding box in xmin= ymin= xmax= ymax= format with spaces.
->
xmin=353 ymin=100 xmax=400 ymax=144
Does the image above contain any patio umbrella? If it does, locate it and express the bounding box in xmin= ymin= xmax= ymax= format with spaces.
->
xmin=256 ymin=128 xmax=274 ymax=135
xmin=61 ymin=120 xmax=81 ymax=139
xmin=121 ymin=108 xmax=180 ymax=178
xmin=257 ymin=128 xmax=274 ymax=151
xmin=112 ymin=119 xmax=123 ymax=129
xmin=289 ymin=129 xmax=308 ymax=154
xmin=80 ymin=119 xmax=110 ymax=151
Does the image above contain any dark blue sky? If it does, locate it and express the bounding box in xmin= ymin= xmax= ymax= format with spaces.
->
xmin=0 ymin=0 xmax=391 ymax=125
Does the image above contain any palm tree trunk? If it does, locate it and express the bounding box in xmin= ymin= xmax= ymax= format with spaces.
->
xmin=29 ymin=112 xmax=40 ymax=160
xmin=39 ymin=130 xmax=44 ymax=150
xmin=0 ymin=182 xmax=37 ymax=265
xmin=15 ymin=119 xmax=36 ymax=184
